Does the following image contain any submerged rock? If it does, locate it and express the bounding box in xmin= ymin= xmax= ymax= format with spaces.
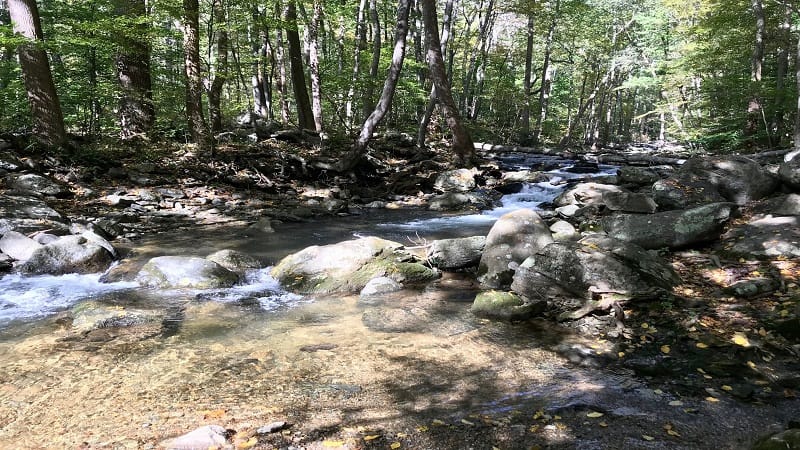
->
xmin=71 ymin=300 xmax=163 ymax=333
xmin=427 ymin=236 xmax=485 ymax=270
xmin=360 ymin=276 xmax=403 ymax=298
xmin=471 ymin=290 xmax=544 ymax=321
xmin=602 ymin=202 xmax=735 ymax=249
xmin=136 ymin=256 xmax=239 ymax=289
xmin=271 ymin=236 xmax=437 ymax=294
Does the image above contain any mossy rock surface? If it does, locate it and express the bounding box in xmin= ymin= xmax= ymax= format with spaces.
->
xmin=471 ymin=290 xmax=543 ymax=321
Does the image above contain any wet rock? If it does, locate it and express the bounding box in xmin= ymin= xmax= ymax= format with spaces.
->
xmin=602 ymin=202 xmax=735 ymax=250
xmin=565 ymin=161 xmax=600 ymax=173
xmin=477 ymin=209 xmax=553 ymax=289
xmin=769 ymin=194 xmax=800 ymax=216
xmin=0 ymin=252 xmax=12 ymax=272
xmin=778 ymin=155 xmax=800 ymax=191
xmin=549 ymin=220 xmax=579 ymax=241
xmin=724 ymin=277 xmax=780 ymax=298
xmin=162 ymin=425 xmax=231 ymax=450
xmin=362 ymin=307 xmax=429 ymax=333
xmin=0 ymin=230 xmax=42 ymax=262
xmin=495 ymin=182 xmax=524 ymax=195
xmin=428 ymin=189 xmax=500 ymax=211
xmin=471 ymin=290 xmax=544 ymax=321
xmin=427 ymin=236 xmax=485 ymax=270
xmin=752 ymin=429 xmax=800 ymax=450
xmin=249 ymin=217 xmax=275 ymax=233
xmin=601 ymin=191 xmax=657 ymax=214
xmin=0 ymin=152 xmax=22 ymax=172
xmin=434 ymin=168 xmax=476 ymax=193
xmin=206 ymin=249 xmax=261 ymax=274
xmin=136 ymin=256 xmax=239 ymax=289
xmin=19 ymin=235 xmax=115 ymax=275
xmin=513 ymin=235 xmax=680 ymax=302
xmin=554 ymin=183 xmax=624 ymax=207
xmin=652 ymin=175 xmax=726 ymax=210
xmin=502 ymin=170 xmax=549 ymax=183
xmin=722 ymin=216 xmax=800 ymax=260
xmin=271 ymin=236 xmax=437 ymax=294
xmin=617 ymin=166 xmax=661 ymax=186
xmin=0 ymin=194 xmax=69 ymax=235
xmin=4 ymin=173 xmax=72 ymax=198
xmin=360 ymin=276 xmax=403 ymax=297
xmin=71 ymin=300 xmax=163 ymax=333
xmin=555 ymin=204 xmax=580 ymax=218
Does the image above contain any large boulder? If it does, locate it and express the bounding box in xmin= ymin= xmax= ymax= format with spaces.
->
xmin=553 ymin=183 xmax=624 ymax=207
xmin=652 ymin=175 xmax=726 ymax=210
xmin=617 ymin=166 xmax=661 ymax=186
xmin=512 ymin=235 xmax=680 ymax=303
xmin=0 ymin=194 xmax=69 ymax=235
xmin=602 ymin=202 xmax=735 ymax=250
xmin=778 ymin=155 xmax=800 ymax=191
xmin=18 ymin=235 xmax=115 ymax=275
xmin=426 ymin=236 xmax=485 ymax=270
xmin=433 ymin=168 xmax=477 ymax=192
xmin=470 ymin=290 xmax=544 ymax=321
xmin=0 ymin=230 xmax=42 ymax=262
xmin=136 ymin=256 xmax=239 ymax=289
xmin=721 ymin=216 xmax=800 ymax=260
xmin=4 ymin=173 xmax=71 ymax=198
xmin=428 ymin=189 xmax=501 ymax=211
xmin=477 ymin=209 xmax=553 ymax=289
xmin=601 ymin=191 xmax=658 ymax=213
xmin=270 ymin=236 xmax=438 ymax=294
xmin=205 ymin=249 xmax=261 ymax=274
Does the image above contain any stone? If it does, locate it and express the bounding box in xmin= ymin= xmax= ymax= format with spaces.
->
xmin=206 ymin=249 xmax=261 ymax=274
xmin=136 ymin=256 xmax=239 ymax=289
xmin=271 ymin=236 xmax=438 ymax=294
xmin=19 ymin=235 xmax=115 ymax=275
xmin=771 ymin=194 xmax=800 ymax=216
xmin=360 ymin=276 xmax=403 ymax=297
xmin=652 ymin=175 xmax=726 ymax=210
xmin=681 ymin=156 xmax=779 ymax=204
xmin=477 ymin=209 xmax=553 ymax=289
xmin=513 ymin=235 xmax=680 ymax=301
xmin=0 ymin=253 xmax=12 ymax=272
xmin=752 ymin=429 xmax=800 ymax=450
xmin=722 ymin=216 xmax=800 ymax=260
xmin=724 ymin=277 xmax=780 ymax=298
xmin=555 ymin=204 xmax=580 ymax=218
xmin=549 ymin=220 xmax=579 ymax=241
xmin=601 ymin=191 xmax=658 ymax=214
xmin=617 ymin=166 xmax=661 ymax=186
xmin=361 ymin=307 xmax=429 ymax=333
xmin=71 ymin=300 xmax=163 ymax=333
xmin=162 ymin=425 xmax=230 ymax=450
xmin=0 ymin=230 xmax=42 ymax=261
xmin=0 ymin=194 xmax=69 ymax=235
xmin=778 ymin=156 xmax=800 ymax=191
xmin=428 ymin=190 xmax=500 ymax=211
xmin=256 ymin=422 xmax=288 ymax=435
xmin=426 ymin=236 xmax=485 ymax=270
xmin=554 ymin=183 xmax=625 ymax=207
xmin=433 ymin=168 xmax=477 ymax=192
xmin=602 ymin=203 xmax=735 ymax=250
xmin=4 ymin=173 xmax=71 ymax=198
xmin=470 ymin=290 xmax=544 ymax=321
xmin=0 ymin=153 xmax=22 ymax=172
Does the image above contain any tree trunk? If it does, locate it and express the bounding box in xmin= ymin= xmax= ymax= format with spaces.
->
xmin=745 ymin=0 xmax=766 ymax=140
xmin=183 ymin=0 xmax=211 ymax=150
xmin=416 ymin=0 xmax=455 ymax=149
xmin=795 ymin=28 xmax=800 ymax=154
xmin=285 ymin=0 xmax=314 ymax=130
xmin=351 ymin=0 xmax=411 ymax=157
xmin=8 ymin=0 xmax=66 ymax=147
xmin=275 ymin=24 xmax=291 ymax=124
xmin=345 ymin=0 xmax=367 ymax=128
xmin=421 ymin=0 xmax=475 ymax=167
xmin=535 ymin=0 xmax=560 ymax=145
xmin=208 ymin=0 xmax=228 ymax=133
xmin=771 ymin=5 xmax=791 ymax=145
xmin=308 ymin=0 xmax=324 ymax=132
xmin=521 ymin=13 xmax=534 ymax=136
xmin=362 ymin=0 xmax=381 ymax=119
xmin=114 ymin=0 xmax=154 ymax=139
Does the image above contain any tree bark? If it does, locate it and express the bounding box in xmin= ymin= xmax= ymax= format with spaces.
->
xmin=285 ymin=0 xmax=314 ymax=130
xmin=421 ymin=0 xmax=475 ymax=167
xmin=275 ymin=23 xmax=291 ymax=124
xmin=113 ymin=0 xmax=153 ymax=139
xmin=771 ymin=5 xmax=791 ymax=145
xmin=345 ymin=0 xmax=367 ymax=128
xmin=795 ymin=27 xmax=800 ymax=154
xmin=416 ymin=0 xmax=455 ymax=148
xmin=745 ymin=0 xmax=765 ymax=140
xmin=183 ymin=0 xmax=211 ymax=150
xmin=308 ymin=0 xmax=324 ymax=132
xmin=535 ymin=0 xmax=560 ymax=145
xmin=362 ymin=0 xmax=381 ymax=119
xmin=8 ymin=0 xmax=66 ymax=147
xmin=208 ymin=0 xmax=228 ymax=133
xmin=521 ymin=13 xmax=534 ymax=136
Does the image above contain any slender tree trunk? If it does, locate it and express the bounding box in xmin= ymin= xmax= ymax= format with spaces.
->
xmin=351 ymin=0 xmax=411 ymax=156
xmin=275 ymin=24 xmax=291 ymax=124
xmin=113 ymin=0 xmax=154 ymax=139
xmin=771 ymin=5 xmax=791 ymax=145
xmin=285 ymin=0 xmax=314 ymax=130
xmin=417 ymin=0 xmax=455 ymax=148
xmin=421 ymin=0 xmax=475 ymax=167
xmin=795 ymin=29 xmax=800 ymax=154
xmin=345 ymin=0 xmax=367 ymax=128
xmin=208 ymin=0 xmax=228 ymax=133
xmin=251 ymin=8 xmax=268 ymax=118
xmin=8 ymin=0 xmax=66 ymax=147
xmin=362 ymin=0 xmax=381 ymax=119
xmin=535 ymin=0 xmax=559 ymax=145
xmin=183 ymin=0 xmax=211 ymax=150
xmin=461 ymin=0 xmax=494 ymax=116
xmin=746 ymin=0 xmax=765 ymax=140
xmin=308 ymin=0 xmax=324 ymax=132
xmin=521 ymin=14 xmax=534 ymax=136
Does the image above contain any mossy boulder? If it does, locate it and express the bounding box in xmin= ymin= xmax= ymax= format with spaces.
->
xmin=271 ymin=236 xmax=438 ymax=294
xmin=471 ymin=290 xmax=544 ymax=321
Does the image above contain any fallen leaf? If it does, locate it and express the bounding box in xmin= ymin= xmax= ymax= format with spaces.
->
xmin=461 ymin=419 xmax=474 ymax=426
xmin=532 ymin=410 xmax=544 ymax=420
xmin=618 ymin=352 xmax=625 ymax=358
xmin=529 ymin=424 xmax=540 ymax=433
xmin=696 ymin=342 xmax=709 ymax=349
xmin=201 ymin=409 xmax=226 ymax=419
xmin=415 ymin=426 xmax=428 ymax=432
xmin=641 ymin=323 xmax=650 ymax=329
xmin=598 ymin=421 xmax=608 ymax=427
xmin=732 ymin=333 xmax=750 ymax=347
xmin=587 ymin=412 xmax=604 ymax=418
xmin=642 ymin=435 xmax=655 ymax=441
xmin=322 ymin=441 xmax=345 ymax=448
xmin=390 ymin=442 xmax=401 ymax=449
xmin=661 ymin=345 xmax=671 ymax=354
xmin=667 ymin=429 xmax=681 ymax=437
xmin=721 ymin=385 xmax=733 ymax=391
xmin=363 ymin=435 xmax=380 ymax=441
xmin=432 ymin=419 xmax=446 ymax=426
xmin=668 ymin=400 xmax=684 ymax=406
xmin=747 ymin=361 xmax=757 ymax=369
xmin=653 ymin=389 xmax=663 ymax=395
xmin=705 ymin=396 xmax=720 ymax=403
xmin=236 ymin=437 xmax=258 ymax=449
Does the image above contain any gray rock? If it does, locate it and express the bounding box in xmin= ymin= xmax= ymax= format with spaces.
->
xmin=0 ymin=194 xmax=69 ymax=235
xmin=555 ymin=204 xmax=580 ymax=218
xmin=502 ymin=170 xmax=549 ymax=183
xmin=722 ymin=215 xmax=800 ymax=260
xmin=362 ymin=307 xmax=429 ymax=333
xmin=71 ymin=300 xmax=163 ymax=333
xmin=652 ymin=175 xmax=726 ymax=210
xmin=724 ymin=277 xmax=780 ymax=298
xmin=681 ymin=156 xmax=779 ymax=204
xmin=256 ymin=422 xmax=288 ymax=434
xmin=0 ymin=153 xmax=22 ymax=172
xmin=249 ymin=217 xmax=275 ymax=233
xmin=428 ymin=190 xmax=500 ymax=211
xmin=4 ymin=173 xmax=71 ymax=197
xmin=602 ymin=203 xmax=735 ymax=249
xmin=513 ymin=235 xmax=680 ymax=301
xmin=434 ymin=168 xmax=477 ymax=192
xmin=206 ymin=249 xmax=261 ymax=274
xmin=470 ymin=290 xmax=544 ymax=321
xmin=19 ymin=235 xmax=114 ymax=275
xmin=32 ymin=232 xmax=61 ymax=245
xmin=0 ymin=253 xmax=12 ymax=272
xmin=549 ymin=220 xmax=579 ymax=241
xmin=771 ymin=194 xmax=800 ymax=216
xmin=271 ymin=236 xmax=437 ymax=294
xmin=601 ymin=191 xmax=658 ymax=214
xmin=163 ymin=425 xmax=230 ymax=450
xmin=778 ymin=156 xmax=800 ymax=191
xmin=427 ymin=236 xmax=485 ymax=270
xmin=477 ymin=209 xmax=553 ymax=289
xmin=0 ymin=230 xmax=42 ymax=261
xmin=360 ymin=276 xmax=403 ymax=297
xmin=136 ymin=256 xmax=239 ymax=289
xmin=752 ymin=428 xmax=800 ymax=450
xmin=617 ymin=166 xmax=661 ymax=185
xmin=554 ymin=183 xmax=624 ymax=207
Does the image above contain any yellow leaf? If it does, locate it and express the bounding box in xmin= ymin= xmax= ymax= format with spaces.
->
xmin=618 ymin=352 xmax=626 ymax=358
xmin=529 ymin=424 xmax=540 ymax=433
xmin=390 ymin=442 xmax=401 ymax=450
xmin=705 ymin=396 xmax=720 ymax=403
xmin=587 ymin=412 xmax=604 ymax=418
xmin=363 ymin=435 xmax=380 ymax=441
xmin=598 ymin=421 xmax=608 ymax=427
xmin=554 ymin=415 xmax=561 ymax=420
xmin=642 ymin=435 xmax=655 ymax=441
xmin=236 ymin=437 xmax=258 ymax=449
xmin=415 ymin=426 xmax=428 ymax=432
xmin=696 ymin=342 xmax=709 ymax=349
xmin=661 ymin=345 xmax=671 ymax=354
xmin=461 ymin=419 xmax=474 ymax=426
xmin=555 ymin=422 xmax=567 ymax=430
xmin=721 ymin=385 xmax=733 ymax=391
xmin=667 ymin=429 xmax=681 ymax=436
xmin=641 ymin=323 xmax=649 ymax=329
xmin=732 ymin=333 xmax=750 ymax=347
xmin=668 ymin=400 xmax=684 ymax=406
xmin=532 ymin=410 xmax=544 ymax=420
xmin=747 ymin=361 xmax=757 ymax=369
xmin=780 ymin=310 xmax=789 ymax=317
xmin=653 ymin=389 xmax=663 ymax=395
xmin=322 ymin=441 xmax=345 ymax=448
xmin=432 ymin=419 xmax=446 ymax=426
xmin=697 ymin=368 xmax=707 ymax=374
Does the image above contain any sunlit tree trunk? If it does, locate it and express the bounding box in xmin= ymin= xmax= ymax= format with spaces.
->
xmin=275 ymin=23 xmax=291 ymax=124
xmin=345 ymin=0 xmax=367 ymax=128
xmin=535 ymin=0 xmax=560 ymax=145
xmin=362 ymin=0 xmax=380 ymax=119
xmin=417 ymin=0 xmax=455 ymax=148
xmin=521 ymin=14 xmax=534 ymax=137
xmin=183 ymin=0 xmax=211 ymax=150
xmin=308 ymin=0 xmax=324 ymax=132
xmin=771 ymin=5 xmax=791 ymax=145
xmin=8 ymin=0 xmax=66 ymax=147
xmin=421 ymin=0 xmax=475 ymax=167
xmin=745 ymin=0 xmax=765 ymax=141
xmin=208 ymin=0 xmax=228 ymax=133
xmin=113 ymin=0 xmax=153 ymax=139
xmin=285 ymin=0 xmax=314 ymax=130
xmin=794 ymin=30 xmax=800 ymax=154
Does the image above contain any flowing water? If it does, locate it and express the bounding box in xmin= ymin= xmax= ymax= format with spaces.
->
xmin=0 ymin=156 xmax=794 ymax=449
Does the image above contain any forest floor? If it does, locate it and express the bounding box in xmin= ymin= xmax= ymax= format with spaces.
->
xmin=2 ymin=139 xmax=799 ymax=449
